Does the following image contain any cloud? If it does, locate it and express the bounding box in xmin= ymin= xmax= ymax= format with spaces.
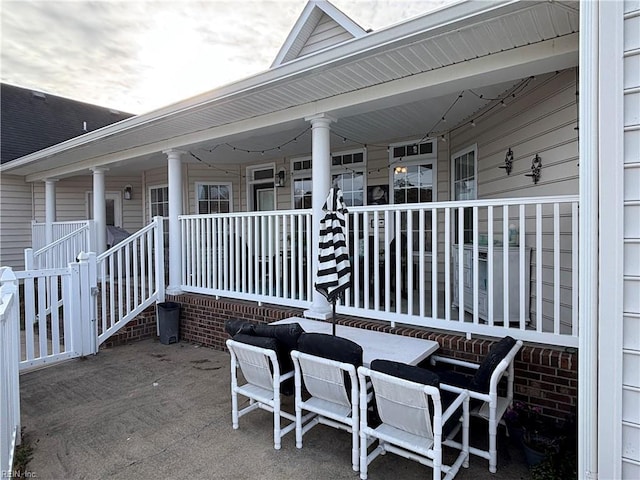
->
xmin=1 ymin=0 xmax=453 ymax=114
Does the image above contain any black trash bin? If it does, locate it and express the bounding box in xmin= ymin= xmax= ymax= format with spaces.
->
xmin=157 ymin=302 xmax=180 ymax=345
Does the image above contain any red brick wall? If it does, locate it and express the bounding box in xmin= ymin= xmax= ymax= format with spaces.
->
xmin=166 ymin=293 xmax=578 ymax=421
xmin=100 ymin=306 xmax=157 ymax=348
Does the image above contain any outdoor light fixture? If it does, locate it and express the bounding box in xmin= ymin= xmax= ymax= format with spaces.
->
xmin=525 ymin=154 xmax=542 ymax=184
xmin=124 ymin=185 xmax=132 ymax=200
xmin=499 ymin=148 xmax=514 ymax=175
xmin=277 ymin=168 xmax=286 ymax=187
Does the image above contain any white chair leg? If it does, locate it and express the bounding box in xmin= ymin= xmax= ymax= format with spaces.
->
xmin=274 ymin=398 xmax=282 ymax=450
xmin=231 ymin=389 xmax=239 ymax=429
xmin=295 ymin=403 xmax=303 ymax=449
xmin=359 ymin=431 xmax=368 ymax=479
xmin=489 ymin=412 xmax=497 ymax=473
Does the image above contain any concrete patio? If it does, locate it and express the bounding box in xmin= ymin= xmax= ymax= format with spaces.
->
xmin=19 ymin=338 xmax=532 ymax=479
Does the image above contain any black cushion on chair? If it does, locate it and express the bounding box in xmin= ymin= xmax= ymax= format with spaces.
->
xmin=469 ymin=336 xmax=517 ymax=394
xmin=370 ymin=359 xmax=440 ymax=387
xmin=252 ymin=322 xmax=305 ymax=353
xmin=232 ymin=333 xmax=293 ymax=373
xmin=297 ymin=333 xmax=363 ymax=367
xmin=225 ymin=319 xmax=255 ymax=337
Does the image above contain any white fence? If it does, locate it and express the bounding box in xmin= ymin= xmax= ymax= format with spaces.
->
xmin=26 ymin=221 xmax=94 ymax=271
xmin=180 ymin=210 xmax=312 ymax=308
xmin=96 ymin=217 xmax=165 ymax=345
xmin=32 ymin=220 xmax=93 ymax=253
xmin=16 ymin=255 xmax=98 ymax=371
xmin=0 ymin=268 xmax=21 ymax=475
xmin=179 ymin=196 xmax=579 ymax=347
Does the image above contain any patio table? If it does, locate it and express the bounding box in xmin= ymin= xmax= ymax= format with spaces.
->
xmin=272 ymin=317 xmax=438 ymax=366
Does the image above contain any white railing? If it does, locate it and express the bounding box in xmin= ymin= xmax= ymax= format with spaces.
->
xmin=26 ymin=221 xmax=94 ymax=270
xmin=96 ymin=217 xmax=165 ymax=345
xmin=32 ymin=220 xmax=93 ymax=252
xmin=0 ymin=268 xmax=21 ymax=475
xmin=343 ymin=195 xmax=579 ymax=347
xmin=179 ymin=196 xmax=579 ymax=347
xmin=180 ymin=210 xmax=312 ymax=308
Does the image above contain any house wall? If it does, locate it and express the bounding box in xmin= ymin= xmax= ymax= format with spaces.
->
xmin=0 ymin=174 xmax=32 ymax=270
xmin=32 ymin=175 xmax=144 ymax=233
xmin=621 ymin=1 xmax=640 ymax=476
xmin=448 ymin=69 xmax=579 ymax=333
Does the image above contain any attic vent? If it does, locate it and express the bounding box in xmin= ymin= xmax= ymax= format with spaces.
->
xmin=31 ymin=91 xmax=46 ymax=99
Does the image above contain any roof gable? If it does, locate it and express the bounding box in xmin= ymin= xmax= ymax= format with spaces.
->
xmin=271 ymin=0 xmax=366 ymax=67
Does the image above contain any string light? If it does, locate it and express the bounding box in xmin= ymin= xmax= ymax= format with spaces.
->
xmin=197 ymin=75 xmax=540 ymax=174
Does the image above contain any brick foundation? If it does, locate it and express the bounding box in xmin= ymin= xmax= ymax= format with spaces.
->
xmin=100 ymin=306 xmax=157 ymax=348
xmin=164 ymin=293 xmax=578 ymax=421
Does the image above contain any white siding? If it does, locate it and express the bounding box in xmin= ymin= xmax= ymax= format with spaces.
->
xmin=298 ymin=14 xmax=353 ymax=58
xmin=622 ymin=1 xmax=640 ymax=476
xmin=446 ymin=69 xmax=579 ymax=332
xmin=0 ymin=174 xmax=32 ymax=269
xmin=32 ymin=175 xmax=143 ymax=233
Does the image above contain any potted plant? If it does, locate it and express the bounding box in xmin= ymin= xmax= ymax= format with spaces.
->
xmin=504 ymin=401 xmax=560 ymax=467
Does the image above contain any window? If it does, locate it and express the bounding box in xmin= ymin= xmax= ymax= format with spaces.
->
xmin=390 ymin=139 xmax=436 ymax=205
xmin=332 ymin=149 xmax=366 ymax=207
xmin=389 ymin=139 xmax=437 ymax=248
xmin=451 ymin=144 xmax=478 ymax=244
xmin=149 ymin=186 xmax=169 ymax=218
xmin=196 ymin=183 xmax=232 ymax=214
xmin=293 ymin=177 xmax=312 ymax=209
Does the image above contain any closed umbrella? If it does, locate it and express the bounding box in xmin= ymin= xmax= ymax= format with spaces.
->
xmin=315 ymin=187 xmax=351 ymax=335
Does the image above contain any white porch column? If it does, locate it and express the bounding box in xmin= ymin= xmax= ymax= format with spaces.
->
xmin=165 ymin=150 xmax=184 ymax=295
xmin=91 ymin=167 xmax=108 ymax=255
xmin=304 ymin=113 xmax=336 ymax=320
xmin=44 ymin=179 xmax=58 ymax=246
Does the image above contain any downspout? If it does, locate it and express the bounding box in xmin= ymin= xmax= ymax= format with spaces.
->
xmin=578 ymin=1 xmax=599 ymax=478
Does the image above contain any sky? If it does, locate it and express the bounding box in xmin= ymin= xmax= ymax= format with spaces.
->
xmin=0 ymin=0 xmax=453 ymax=114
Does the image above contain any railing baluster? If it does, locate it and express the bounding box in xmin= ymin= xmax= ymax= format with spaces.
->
xmin=572 ymin=202 xmax=579 ymax=336
xmin=472 ymin=206 xmax=479 ymax=325
xmin=519 ymin=204 xmax=526 ymax=330
xmin=554 ymin=203 xmax=561 ymax=334
xmin=536 ymin=203 xmax=543 ymax=332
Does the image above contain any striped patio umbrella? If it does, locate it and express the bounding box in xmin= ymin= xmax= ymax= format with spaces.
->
xmin=315 ymin=188 xmax=351 ymax=335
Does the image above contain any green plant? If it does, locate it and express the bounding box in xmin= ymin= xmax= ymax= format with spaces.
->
xmin=13 ymin=429 xmax=34 ymax=477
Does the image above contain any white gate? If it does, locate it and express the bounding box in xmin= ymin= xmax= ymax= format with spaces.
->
xmin=15 ymin=254 xmax=97 ymax=372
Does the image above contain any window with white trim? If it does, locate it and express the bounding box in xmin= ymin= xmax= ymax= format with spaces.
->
xmin=390 ymin=139 xmax=436 ymax=205
xmin=389 ymin=139 xmax=437 ymax=248
xmin=291 ymin=156 xmax=312 ymax=210
xmin=332 ymin=149 xmax=366 ymax=207
xmin=196 ymin=183 xmax=232 ymax=214
xmin=149 ymin=185 xmax=169 ymax=218
xmin=452 ymin=144 xmax=477 ymax=244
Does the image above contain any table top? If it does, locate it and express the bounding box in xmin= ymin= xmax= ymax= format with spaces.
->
xmin=272 ymin=317 xmax=439 ymax=367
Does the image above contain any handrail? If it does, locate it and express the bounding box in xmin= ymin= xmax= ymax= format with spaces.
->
xmin=33 ymin=223 xmax=90 ymax=257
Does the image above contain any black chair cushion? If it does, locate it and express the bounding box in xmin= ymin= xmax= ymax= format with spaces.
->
xmin=297 ymin=332 xmax=363 ymax=367
xmin=225 ymin=319 xmax=255 ymax=337
xmin=370 ymin=359 xmax=439 ymax=387
xmin=232 ymin=333 xmax=292 ymax=372
xmin=252 ymin=322 xmax=305 ymax=353
xmin=469 ymin=336 xmax=517 ymax=394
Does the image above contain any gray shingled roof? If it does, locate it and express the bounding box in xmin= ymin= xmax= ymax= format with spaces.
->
xmin=1 ymin=83 xmax=133 ymax=164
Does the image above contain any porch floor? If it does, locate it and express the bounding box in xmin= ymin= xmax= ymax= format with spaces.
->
xmin=19 ymin=338 xmax=533 ymax=479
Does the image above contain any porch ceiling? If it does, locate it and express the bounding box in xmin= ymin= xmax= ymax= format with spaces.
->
xmin=2 ymin=0 xmax=579 ymax=181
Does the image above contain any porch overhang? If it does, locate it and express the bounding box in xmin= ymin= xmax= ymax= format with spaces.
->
xmin=0 ymin=0 xmax=579 ymax=182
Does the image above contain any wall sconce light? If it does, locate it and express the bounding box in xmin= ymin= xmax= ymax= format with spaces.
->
xmin=276 ymin=168 xmax=286 ymax=187
xmin=499 ymin=148 xmax=514 ymax=175
xmin=123 ymin=185 xmax=132 ymax=200
xmin=525 ymin=154 xmax=542 ymax=184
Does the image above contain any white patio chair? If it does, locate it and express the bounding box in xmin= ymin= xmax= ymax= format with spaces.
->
xmin=358 ymin=360 xmax=469 ymax=480
xmin=291 ymin=332 xmax=364 ymax=471
xmin=226 ymin=337 xmax=296 ymax=450
xmin=429 ymin=336 xmax=523 ymax=473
